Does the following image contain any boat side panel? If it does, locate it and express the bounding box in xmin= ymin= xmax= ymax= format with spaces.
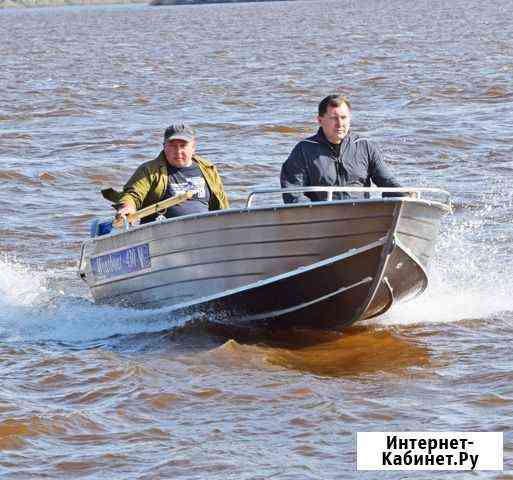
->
xmin=152 ymin=243 xmax=386 ymax=330
xmin=85 ymin=202 xmax=396 ymax=253
xmin=84 ymin=202 xmax=396 ymax=306
xmin=395 ymin=202 xmax=445 ymax=269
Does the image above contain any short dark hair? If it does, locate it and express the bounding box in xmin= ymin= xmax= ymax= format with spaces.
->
xmin=318 ymin=95 xmax=352 ymax=116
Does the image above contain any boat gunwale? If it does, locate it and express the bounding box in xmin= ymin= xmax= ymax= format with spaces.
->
xmin=83 ymin=197 xmax=450 ymax=247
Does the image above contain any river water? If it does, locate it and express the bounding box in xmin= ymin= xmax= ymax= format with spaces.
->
xmin=1 ymin=0 xmax=512 ymax=477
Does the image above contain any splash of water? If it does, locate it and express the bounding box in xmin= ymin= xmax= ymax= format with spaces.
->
xmin=0 ymin=257 xmax=50 ymax=307
xmin=375 ymin=202 xmax=513 ymax=327
xmin=0 ymin=257 xmax=190 ymax=343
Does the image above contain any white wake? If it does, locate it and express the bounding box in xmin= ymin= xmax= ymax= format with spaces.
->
xmin=0 ymin=257 xmax=190 ymax=343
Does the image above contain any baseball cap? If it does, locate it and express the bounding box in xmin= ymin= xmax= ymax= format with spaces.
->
xmin=163 ymin=124 xmax=195 ymax=143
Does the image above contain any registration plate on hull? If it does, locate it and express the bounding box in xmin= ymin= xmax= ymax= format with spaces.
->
xmin=90 ymin=244 xmax=151 ymax=281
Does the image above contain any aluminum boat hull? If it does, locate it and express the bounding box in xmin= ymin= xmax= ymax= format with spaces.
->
xmin=79 ymin=197 xmax=449 ymax=330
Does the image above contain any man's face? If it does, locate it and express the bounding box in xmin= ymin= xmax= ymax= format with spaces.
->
xmin=318 ymin=103 xmax=351 ymax=144
xmin=164 ymin=139 xmax=195 ymax=168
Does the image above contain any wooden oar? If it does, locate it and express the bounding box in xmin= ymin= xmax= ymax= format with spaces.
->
xmin=112 ymin=191 xmax=194 ymax=229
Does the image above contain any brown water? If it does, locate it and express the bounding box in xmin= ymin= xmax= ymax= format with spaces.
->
xmin=1 ymin=0 xmax=513 ymax=477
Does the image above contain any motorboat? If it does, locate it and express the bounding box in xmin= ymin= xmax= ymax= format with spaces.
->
xmin=78 ymin=187 xmax=451 ymax=330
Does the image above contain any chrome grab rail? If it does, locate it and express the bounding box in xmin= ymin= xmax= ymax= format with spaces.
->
xmin=245 ymin=186 xmax=452 ymax=209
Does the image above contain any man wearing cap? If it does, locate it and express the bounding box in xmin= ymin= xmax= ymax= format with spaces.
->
xmin=280 ymin=94 xmax=402 ymax=203
xmin=111 ymin=124 xmax=229 ymax=222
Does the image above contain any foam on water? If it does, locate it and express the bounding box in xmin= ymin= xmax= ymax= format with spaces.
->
xmin=0 ymin=257 xmax=191 ymax=343
xmin=374 ymin=202 xmax=513 ymax=327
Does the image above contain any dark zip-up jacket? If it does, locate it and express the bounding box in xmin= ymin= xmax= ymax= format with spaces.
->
xmin=280 ymin=128 xmax=401 ymax=203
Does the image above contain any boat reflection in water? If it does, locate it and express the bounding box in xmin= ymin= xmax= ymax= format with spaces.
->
xmin=78 ymin=187 xmax=451 ymax=331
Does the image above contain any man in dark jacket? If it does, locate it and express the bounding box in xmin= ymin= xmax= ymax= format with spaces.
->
xmin=280 ymin=94 xmax=401 ymax=203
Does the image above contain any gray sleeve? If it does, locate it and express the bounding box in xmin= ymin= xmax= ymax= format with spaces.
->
xmin=280 ymin=143 xmax=310 ymax=204
xmin=366 ymin=141 xmax=403 ymax=197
